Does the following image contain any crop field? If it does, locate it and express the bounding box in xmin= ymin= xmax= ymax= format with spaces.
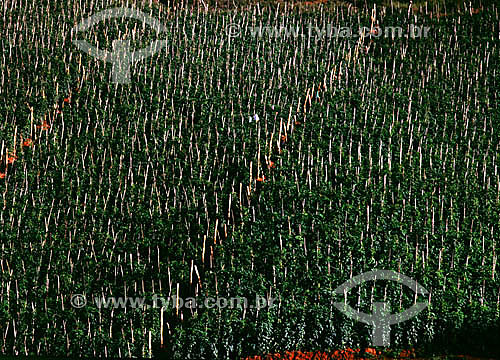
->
xmin=0 ymin=0 xmax=499 ymax=358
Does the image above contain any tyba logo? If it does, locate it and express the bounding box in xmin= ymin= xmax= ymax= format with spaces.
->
xmin=72 ymin=7 xmax=167 ymax=84
xmin=334 ymin=269 xmax=429 ymax=346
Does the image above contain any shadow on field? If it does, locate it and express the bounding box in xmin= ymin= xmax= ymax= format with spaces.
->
xmin=152 ymin=317 xmax=500 ymax=359
xmin=418 ymin=320 xmax=500 ymax=359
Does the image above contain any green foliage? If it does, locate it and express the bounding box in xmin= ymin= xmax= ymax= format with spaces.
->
xmin=0 ymin=0 xmax=499 ymax=358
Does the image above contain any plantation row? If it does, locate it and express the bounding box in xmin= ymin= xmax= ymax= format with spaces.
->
xmin=0 ymin=0 xmax=499 ymax=358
